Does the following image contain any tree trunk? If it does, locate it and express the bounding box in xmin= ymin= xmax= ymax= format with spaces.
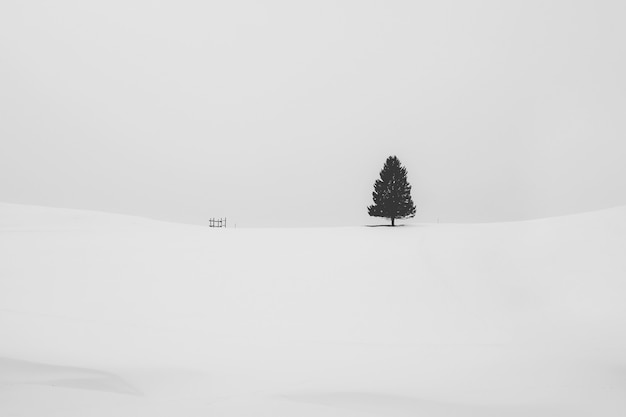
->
xmin=391 ymin=218 xmax=395 ymax=226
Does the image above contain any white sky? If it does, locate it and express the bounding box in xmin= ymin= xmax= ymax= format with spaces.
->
xmin=1 ymin=0 xmax=625 ymax=227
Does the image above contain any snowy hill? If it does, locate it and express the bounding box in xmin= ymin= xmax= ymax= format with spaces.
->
xmin=1 ymin=203 xmax=626 ymax=416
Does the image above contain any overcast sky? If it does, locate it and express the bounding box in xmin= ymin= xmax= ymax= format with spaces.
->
xmin=1 ymin=1 xmax=625 ymax=226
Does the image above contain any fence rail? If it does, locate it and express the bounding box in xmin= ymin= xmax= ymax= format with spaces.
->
xmin=209 ymin=218 xmax=227 ymax=228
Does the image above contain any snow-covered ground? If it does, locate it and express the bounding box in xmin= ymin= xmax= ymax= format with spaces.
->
xmin=1 ymin=202 xmax=626 ymax=416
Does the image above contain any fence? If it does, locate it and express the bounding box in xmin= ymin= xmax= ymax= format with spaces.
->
xmin=209 ymin=218 xmax=227 ymax=228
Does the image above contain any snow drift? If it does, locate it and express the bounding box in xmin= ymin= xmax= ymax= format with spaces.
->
xmin=1 ymin=202 xmax=626 ymax=416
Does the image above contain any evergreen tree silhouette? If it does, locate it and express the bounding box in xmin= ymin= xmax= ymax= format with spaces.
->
xmin=368 ymin=156 xmax=416 ymax=226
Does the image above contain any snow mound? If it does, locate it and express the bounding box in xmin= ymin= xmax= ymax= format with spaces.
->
xmin=2 ymin=203 xmax=626 ymax=416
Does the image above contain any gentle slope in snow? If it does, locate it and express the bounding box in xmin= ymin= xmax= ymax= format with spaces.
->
xmin=1 ymin=203 xmax=626 ymax=416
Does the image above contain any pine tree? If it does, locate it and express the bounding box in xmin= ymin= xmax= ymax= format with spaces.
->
xmin=368 ymin=156 xmax=416 ymax=226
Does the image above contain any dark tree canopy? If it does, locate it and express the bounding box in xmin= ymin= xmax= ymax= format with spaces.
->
xmin=368 ymin=155 xmax=416 ymax=226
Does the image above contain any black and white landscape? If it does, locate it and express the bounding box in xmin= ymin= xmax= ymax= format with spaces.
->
xmin=2 ymin=1 xmax=626 ymax=416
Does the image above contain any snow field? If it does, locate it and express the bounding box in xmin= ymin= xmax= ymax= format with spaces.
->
xmin=1 ymin=203 xmax=626 ymax=416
